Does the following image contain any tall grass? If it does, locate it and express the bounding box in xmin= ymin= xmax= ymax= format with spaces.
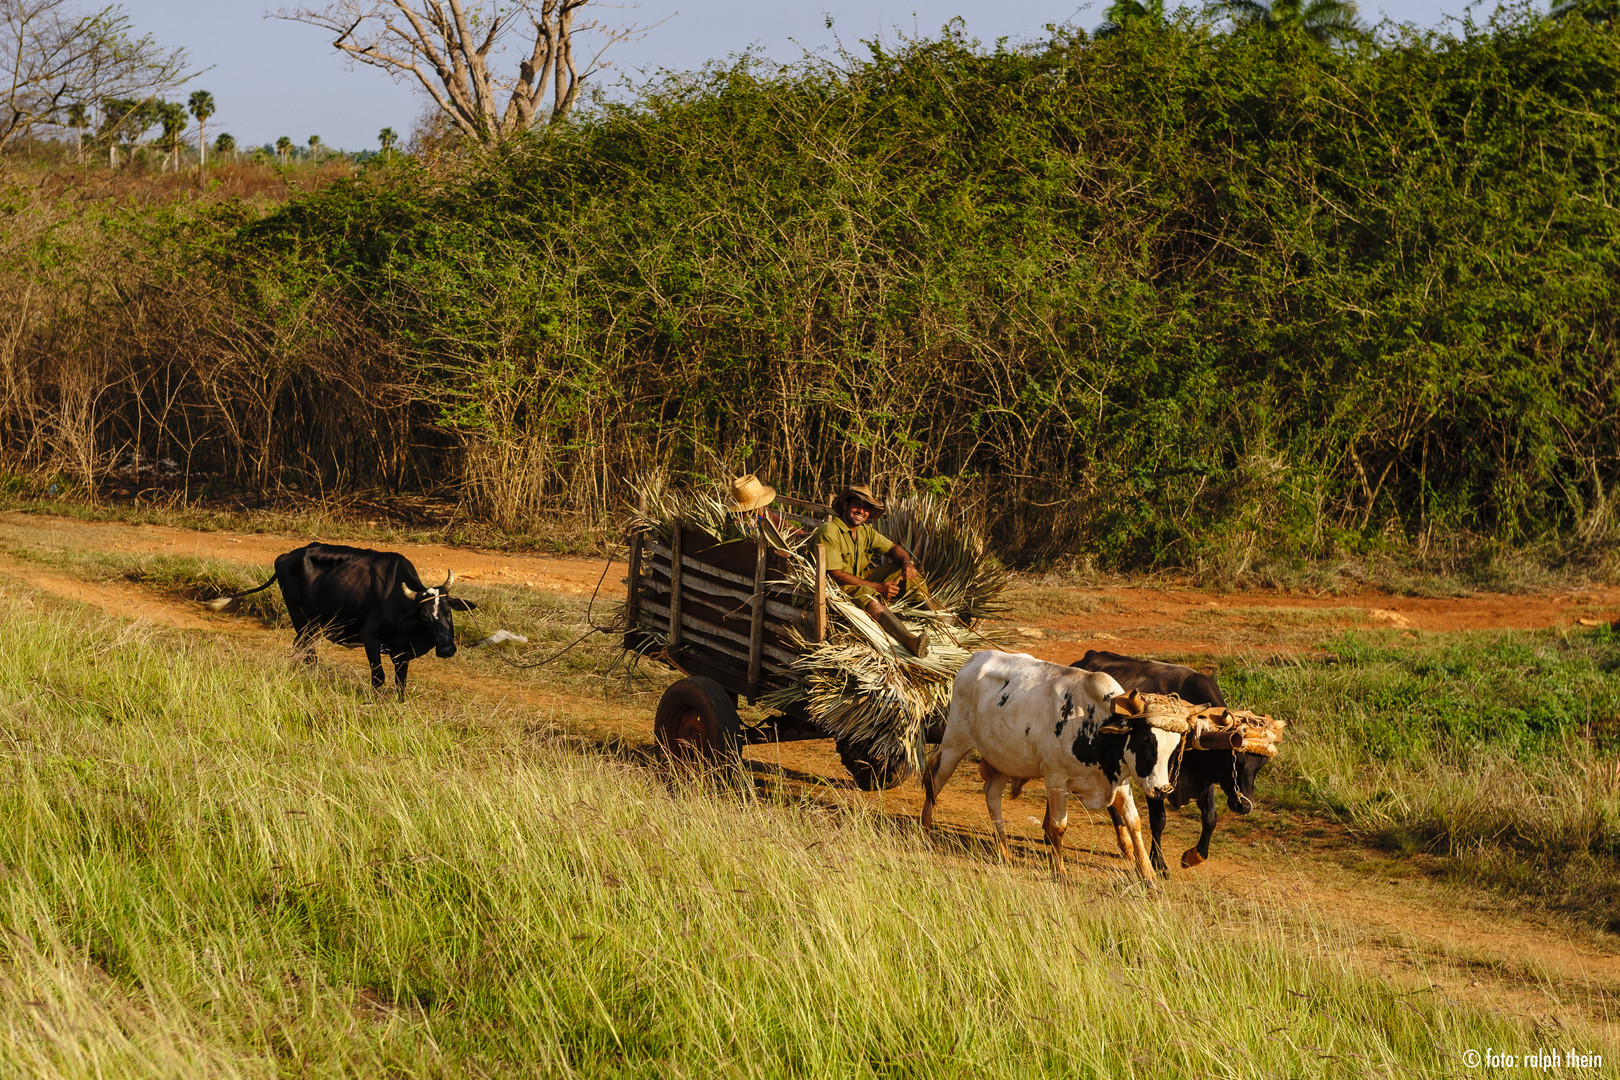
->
xmin=0 ymin=594 xmax=1587 ymax=1076
xmin=1228 ymin=627 xmax=1620 ymax=928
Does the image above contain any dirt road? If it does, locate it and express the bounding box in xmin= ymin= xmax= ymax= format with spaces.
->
xmin=2 ymin=510 xmax=1616 ymax=1039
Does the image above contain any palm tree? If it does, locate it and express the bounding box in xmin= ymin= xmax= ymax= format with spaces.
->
xmin=214 ymin=132 xmax=236 ymax=161
xmin=156 ymin=100 xmax=187 ymax=171
xmin=1215 ymin=0 xmax=1361 ymax=46
xmin=188 ymin=90 xmax=215 ymax=171
xmin=1096 ymin=0 xmax=1166 ymax=37
xmin=378 ymin=126 xmax=398 ymax=158
xmin=307 ymin=134 xmax=322 ymax=161
xmin=275 ymin=135 xmax=293 ymax=163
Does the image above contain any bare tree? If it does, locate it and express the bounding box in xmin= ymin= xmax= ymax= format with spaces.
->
xmin=275 ymin=0 xmax=644 ymax=146
xmin=1 ymin=0 xmax=187 ymax=151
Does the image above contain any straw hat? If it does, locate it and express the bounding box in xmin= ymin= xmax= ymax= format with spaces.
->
xmin=831 ymin=484 xmax=886 ymax=514
xmin=726 ymin=474 xmax=777 ymax=513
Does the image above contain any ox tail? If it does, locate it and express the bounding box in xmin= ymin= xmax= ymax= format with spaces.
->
xmin=204 ymin=573 xmax=278 ymax=611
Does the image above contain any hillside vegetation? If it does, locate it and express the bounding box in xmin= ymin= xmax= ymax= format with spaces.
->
xmin=2 ymin=8 xmax=1618 ymax=574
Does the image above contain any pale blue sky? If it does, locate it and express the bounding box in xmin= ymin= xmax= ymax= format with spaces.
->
xmin=120 ymin=0 xmax=1492 ymax=151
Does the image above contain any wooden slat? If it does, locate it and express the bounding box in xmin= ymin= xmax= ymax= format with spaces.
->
xmin=635 ymin=557 xmax=806 ymax=615
xmin=813 ymin=542 xmax=828 ymax=643
xmin=747 ymin=532 xmax=768 ymax=697
xmin=668 ymin=520 xmax=683 ymax=648
xmin=640 ymin=582 xmax=804 ymax=643
xmin=639 ymin=598 xmax=798 ymax=666
xmin=647 ymin=554 xmax=802 ymax=602
xmin=649 ymin=542 xmax=758 ymax=589
xmin=640 ymin=561 xmax=806 ymax=623
xmin=665 ymin=644 xmax=797 ymax=696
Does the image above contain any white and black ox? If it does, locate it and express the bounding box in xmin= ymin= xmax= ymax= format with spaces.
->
xmin=206 ymin=543 xmax=475 ymax=698
xmin=921 ymin=651 xmax=1188 ymax=885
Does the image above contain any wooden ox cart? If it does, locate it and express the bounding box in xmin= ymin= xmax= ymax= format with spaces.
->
xmin=622 ymin=497 xmax=915 ymax=790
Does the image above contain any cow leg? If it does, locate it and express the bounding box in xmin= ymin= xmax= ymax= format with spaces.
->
xmin=1041 ymin=783 xmax=1069 ymax=881
xmin=363 ymin=640 xmax=387 ymax=692
xmin=983 ymin=768 xmax=1012 ymax=862
xmin=1147 ymin=796 xmax=1170 ymax=877
xmin=392 ymin=656 xmax=410 ymax=701
xmin=1108 ymin=799 xmax=1170 ymax=878
xmin=291 ymin=621 xmax=318 ymax=665
xmin=921 ymin=738 xmax=970 ymax=830
xmin=1183 ymin=786 xmax=1219 ymax=869
xmin=1112 ymin=787 xmax=1157 ymax=885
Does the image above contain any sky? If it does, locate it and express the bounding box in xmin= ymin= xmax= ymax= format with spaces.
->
xmin=116 ymin=0 xmax=1492 ymax=152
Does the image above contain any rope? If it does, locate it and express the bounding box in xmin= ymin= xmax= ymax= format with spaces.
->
xmin=496 ymin=547 xmax=622 ymax=671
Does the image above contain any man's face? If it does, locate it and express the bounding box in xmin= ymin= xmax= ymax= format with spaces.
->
xmin=839 ymin=499 xmax=873 ymax=528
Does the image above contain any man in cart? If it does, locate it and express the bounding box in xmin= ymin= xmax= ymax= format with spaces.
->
xmin=811 ymin=485 xmax=932 ymax=657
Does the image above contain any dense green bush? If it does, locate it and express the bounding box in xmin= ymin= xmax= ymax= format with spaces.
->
xmin=4 ymin=6 xmax=1618 ymax=569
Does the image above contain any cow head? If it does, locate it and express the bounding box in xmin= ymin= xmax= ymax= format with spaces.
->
xmin=1123 ymin=717 xmax=1185 ymax=798
xmin=401 ymin=570 xmax=477 ymax=658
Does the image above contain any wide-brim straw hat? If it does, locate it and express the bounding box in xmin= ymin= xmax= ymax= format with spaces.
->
xmin=832 ymin=484 xmax=886 ymax=514
xmin=726 ymin=474 xmax=777 ymax=513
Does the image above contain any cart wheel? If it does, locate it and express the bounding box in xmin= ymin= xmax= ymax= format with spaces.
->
xmin=654 ymin=677 xmax=741 ymax=766
xmin=836 ymin=735 xmax=915 ymax=791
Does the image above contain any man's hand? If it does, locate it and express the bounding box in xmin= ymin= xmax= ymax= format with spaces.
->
xmin=875 ymin=580 xmax=902 ymax=600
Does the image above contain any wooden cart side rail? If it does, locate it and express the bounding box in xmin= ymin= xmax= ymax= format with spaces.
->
xmin=637 ymin=597 xmax=799 ymax=666
xmin=638 ymin=566 xmax=807 ymax=624
xmin=647 ymin=541 xmax=807 ymax=595
xmin=637 ymin=589 xmax=803 ymax=657
xmin=663 ymin=645 xmax=799 ymax=698
xmin=747 ymin=533 xmax=768 ymax=697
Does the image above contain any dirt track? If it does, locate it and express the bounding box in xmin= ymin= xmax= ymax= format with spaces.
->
xmin=2 ymin=510 xmax=1617 ymax=1039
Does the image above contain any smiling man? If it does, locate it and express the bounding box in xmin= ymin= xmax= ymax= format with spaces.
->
xmin=811 ymin=484 xmax=930 ymax=657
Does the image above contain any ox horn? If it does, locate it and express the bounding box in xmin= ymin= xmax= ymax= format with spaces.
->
xmin=440 ymin=569 xmax=455 ymax=591
xmin=401 ymin=582 xmax=420 ymax=601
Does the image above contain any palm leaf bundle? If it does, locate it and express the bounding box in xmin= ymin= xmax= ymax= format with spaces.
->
xmin=763 ymin=494 xmax=1012 ymax=773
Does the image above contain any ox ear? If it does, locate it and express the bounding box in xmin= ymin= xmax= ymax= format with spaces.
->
xmin=400 ymin=582 xmax=421 ymax=601
xmin=446 ymin=597 xmax=477 ymax=611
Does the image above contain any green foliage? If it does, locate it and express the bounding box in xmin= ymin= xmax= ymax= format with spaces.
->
xmin=1231 ymin=627 xmax=1620 ymax=925
xmin=6 ymin=7 xmax=1620 ymax=571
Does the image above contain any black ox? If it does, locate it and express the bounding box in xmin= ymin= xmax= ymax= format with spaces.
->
xmin=207 ymin=543 xmax=475 ymax=698
xmin=1074 ymin=649 xmax=1266 ymax=874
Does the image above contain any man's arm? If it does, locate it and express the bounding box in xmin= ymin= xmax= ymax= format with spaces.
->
xmin=889 ymin=542 xmax=922 ymax=581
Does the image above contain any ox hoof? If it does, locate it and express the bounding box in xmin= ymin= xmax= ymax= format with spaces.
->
xmin=1181 ymin=848 xmax=1206 ymax=869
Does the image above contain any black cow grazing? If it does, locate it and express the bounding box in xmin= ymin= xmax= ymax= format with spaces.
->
xmin=1072 ymin=649 xmax=1267 ymax=875
xmin=206 ymin=543 xmax=475 ymax=698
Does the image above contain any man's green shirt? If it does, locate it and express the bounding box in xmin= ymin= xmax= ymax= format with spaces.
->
xmin=812 ymin=517 xmax=894 ymax=578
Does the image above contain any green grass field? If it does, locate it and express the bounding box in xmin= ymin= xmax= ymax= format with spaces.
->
xmin=3 ymin=588 xmax=1603 ymax=1077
